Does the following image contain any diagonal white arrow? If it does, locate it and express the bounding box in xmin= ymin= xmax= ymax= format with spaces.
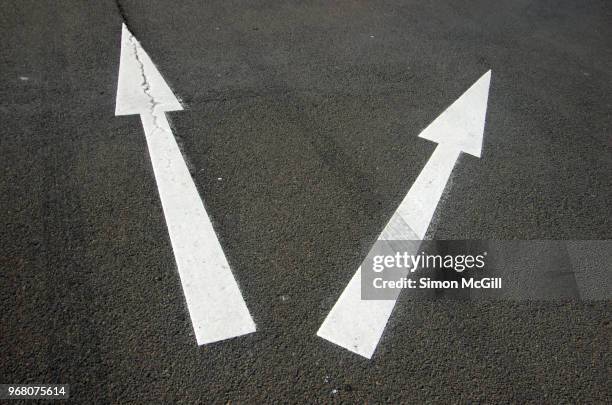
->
xmin=317 ymin=71 xmax=492 ymax=358
xmin=115 ymin=24 xmax=255 ymax=345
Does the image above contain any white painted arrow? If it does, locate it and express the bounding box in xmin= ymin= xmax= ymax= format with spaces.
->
xmin=317 ymin=71 xmax=492 ymax=358
xmin=115 ymin=24 xmax=255 ymax=345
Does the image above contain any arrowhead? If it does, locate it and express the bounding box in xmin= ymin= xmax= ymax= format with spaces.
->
xmin=115 ymin=24 xmax=182 ymax=116
xmin=418 ymin=70 xmax=491 ymax=158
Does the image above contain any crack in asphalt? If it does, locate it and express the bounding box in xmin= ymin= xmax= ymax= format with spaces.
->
xmin=126 ymin=31 xmax=165 ymax=133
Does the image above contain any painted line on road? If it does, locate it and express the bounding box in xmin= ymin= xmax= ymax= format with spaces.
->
xmin=115 ymin=24 xmax=255 ymax=345
xmin=317 ymin=71 xmax=492 ymax=358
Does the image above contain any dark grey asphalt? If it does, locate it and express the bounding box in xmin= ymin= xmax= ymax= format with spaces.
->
xmin=1 ymin=0 xmax=610 ymax=402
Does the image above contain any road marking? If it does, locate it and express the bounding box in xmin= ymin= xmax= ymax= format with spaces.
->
xmin=115 ymin=24 xmax=255 ymax=345
xmin=317 ymin=71 xmax=492 ymax=358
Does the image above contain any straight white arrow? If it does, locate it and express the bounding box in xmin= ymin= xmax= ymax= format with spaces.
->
xmin=317 ymin=71 xmax=492 ymax=358
xmin=115 ymin=24 xmax=255 ymax=345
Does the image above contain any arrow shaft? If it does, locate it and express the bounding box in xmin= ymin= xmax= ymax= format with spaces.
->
xmin=384 ymin=143 xmax=461 ymax=240
xmin=140 ymin=111 xmax=255 ymax=344
xmin=317 ymin=144 xmax=461 ymax=358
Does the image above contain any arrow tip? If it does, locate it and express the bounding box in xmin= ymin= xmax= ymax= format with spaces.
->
xmin=419 ymin=70 xmax=491 ymax=158
xmin=115 ymin=23 xmax=183 ymax=116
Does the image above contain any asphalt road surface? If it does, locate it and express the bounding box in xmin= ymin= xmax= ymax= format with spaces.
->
xmin=1 ymin=0 xmax=610 ymax=402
